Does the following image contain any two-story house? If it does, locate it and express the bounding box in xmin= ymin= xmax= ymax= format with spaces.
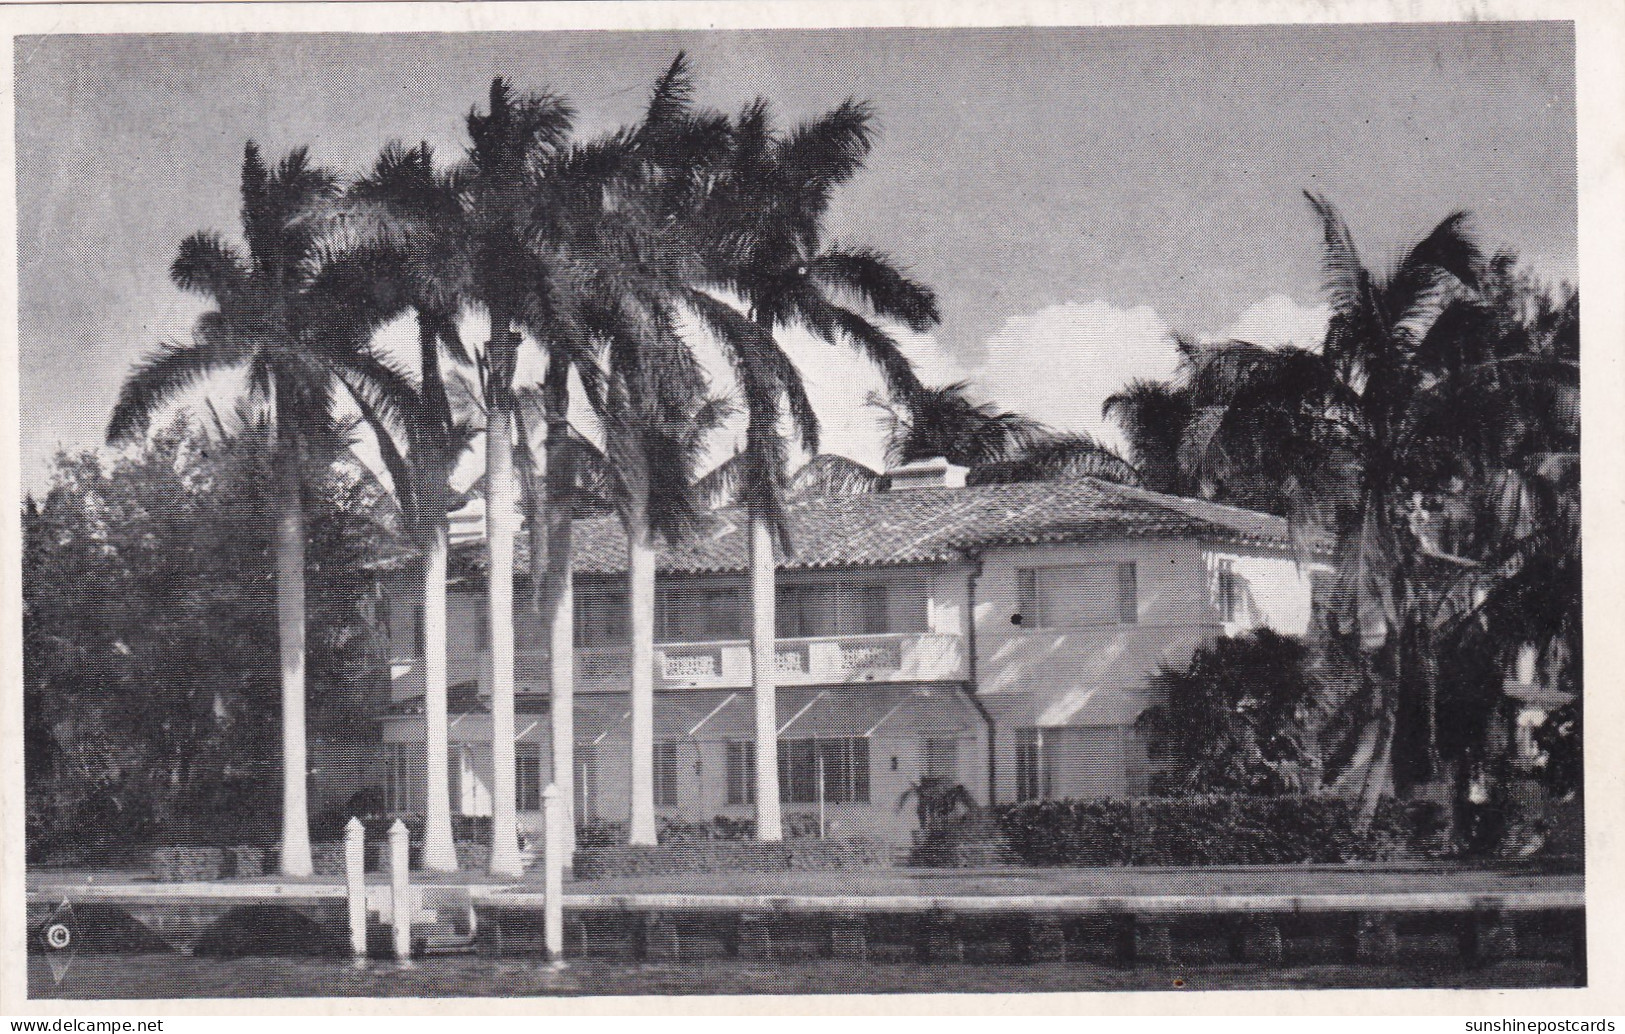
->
xmin=373 ymin=459 xmax=1331 ymax=842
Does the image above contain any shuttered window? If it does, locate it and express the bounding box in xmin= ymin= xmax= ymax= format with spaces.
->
xmin=1017 ymin=562 xmax=1138 ymax=628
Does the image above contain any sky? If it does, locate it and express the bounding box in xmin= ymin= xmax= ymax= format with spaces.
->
xmin=14 ymin=23 xmax=1577 ymax=491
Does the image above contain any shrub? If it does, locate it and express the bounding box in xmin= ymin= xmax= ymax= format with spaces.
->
xmin=993 ymin=794 xmax=1448 ymax=866
xmin=1138 ymin=629 xmax=1323 ymax=795
xmin=575 ymin=837 xmax=896 ymax=879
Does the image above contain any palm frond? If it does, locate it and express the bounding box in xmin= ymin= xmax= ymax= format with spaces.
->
xmin=170 ymin=233 xmax=247 ymax=300
xmin=107 ymin=341 xmax=244 ymax=444
xmin=807 ymin=248 xmax=940 ymax=332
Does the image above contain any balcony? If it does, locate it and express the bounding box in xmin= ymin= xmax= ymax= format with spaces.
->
xmin=517 ymin=631 xmax=966 ymax=691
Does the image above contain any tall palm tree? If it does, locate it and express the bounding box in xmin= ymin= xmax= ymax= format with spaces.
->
xmin=605 ymin=369 xmax=730 ymax=844
xmin=684 ymin=96 xmax=941 ymax=839
xmin=107 ymin=144 xmax=407 ymax=875
xmin=1169 ymin=192 xmax=1487 ymax=826
xmin=322 ymin=180 xmax=475 ymax=871
xmin=349 ymin=83 xmax=577 ymax=874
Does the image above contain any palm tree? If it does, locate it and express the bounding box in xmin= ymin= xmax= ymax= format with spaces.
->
xmin=348 ymin=83 xmax=577 ymax=875
xmin=1103 ymin=366 xmax=1198 ymax=496
xmin=876 ymin=381 xmax=1043 ymax=469
xmin=323 ymin=176 xmax=475 ymax=871
xmin=107 ymin=144 xmax=407 ymax=875
xmin=876 ymin=380 xmax=1140 ymax=487
xmin=498 ymin=55 xmax=733 ymax=852
xmin=684 ymin=96 xmax=941 ymax=840
xmin=605 ymin=369 xmax=731 ymax=844
xmin=1168 ymin=192 xmax=1487 ymax=826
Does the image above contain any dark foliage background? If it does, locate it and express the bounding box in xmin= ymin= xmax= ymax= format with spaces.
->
xmin=23 ymin=415 xmax=401 ymax=862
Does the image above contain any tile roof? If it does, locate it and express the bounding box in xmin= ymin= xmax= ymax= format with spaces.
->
xmin=448 ymin=476 xmax=1330 ymax=579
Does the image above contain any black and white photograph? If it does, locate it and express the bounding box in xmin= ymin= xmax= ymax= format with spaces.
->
xmin=5 ymin=2 xmax=1609 ymax=1011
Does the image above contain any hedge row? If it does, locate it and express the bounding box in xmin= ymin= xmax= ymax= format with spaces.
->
xmin=991 ymin=795 xmax=1449 ymax=867
xmin=578 ymin=813 xmax=824 ymax=848
xmin=574 ymin=837 xmax=898 ymax=879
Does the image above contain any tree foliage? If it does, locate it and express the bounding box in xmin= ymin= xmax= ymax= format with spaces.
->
xmin=1138 ymin=630 xmax=1325 ymax=796
xmin=23 ymin=417 xmax=399 ymax=861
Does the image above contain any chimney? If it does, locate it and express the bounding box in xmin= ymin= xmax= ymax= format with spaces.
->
xmin=887 ymin=456 xmax=969 ymax=491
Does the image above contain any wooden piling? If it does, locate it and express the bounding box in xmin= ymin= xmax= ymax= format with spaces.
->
xmin=388 ymin=819 xmax=411 ymax=962
xmin=344 ymin=817 xmax=366 ymax=960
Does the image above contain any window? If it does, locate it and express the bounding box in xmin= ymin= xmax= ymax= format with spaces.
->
xmin=516 ymin=743 xmax=542 ymax=812
xmin=657 ymin=584 xmax=744 ymax=643
xmin=777 ymin=578 xmax=925 ymax=638
xmin=779 ymin=738 xmax=870 ymax=804
xmin=726 ymin=740 xmax=757 ymax=805
xmin=923 ymin=738 xmax=960 ymax=783
xmin=574 ymin=585 xmax=628 ymax=648
xmin=654 ymin=740 xmax=680 ymax=808
xmin=1016 ymin=562 xmax=1138 ymax=628
xmin=411 ymin=603 xmax=425 ymax=658
xmin=385 ymin=742 xmax=424 ymax=813
xmin=1015 ymin=727 xmax=1048 ymax=802
xmin=1216 ymin=560 xmax=1241 ymax=622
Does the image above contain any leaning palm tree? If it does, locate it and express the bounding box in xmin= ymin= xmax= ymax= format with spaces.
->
xmin=107 ymin=143 xmax=407 ymax=875
xmin=684 ymin=96 xmax=941 ymax=840
xmin=1172 ymin=192 xmax=1486 ymax=827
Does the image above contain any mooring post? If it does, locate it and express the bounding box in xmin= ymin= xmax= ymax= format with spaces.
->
xmin=543 ymin=783 xmax=565 ymax=963
xmin=389 ymin=818 xmax=411 ymax=962
xmin=344 ymin=817 xmax=367 ymax=960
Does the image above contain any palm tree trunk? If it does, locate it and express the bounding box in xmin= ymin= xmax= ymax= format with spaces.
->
xmin=420 ymin=520 xmax=458 ymax=872
xmin=626 ymin=471 xmax=658 ymax=846
xmin=541 ymin=358 xmax=577 ymax=859
xmin=418 ymin=316 xmax=459 ymax=872
xmin=273 ymin=462 xmax=314 ymax=877
xmin=486 ymin=378 xmax=523 ymax=876
xmin=1350 ymin=714 xmax=1396 ymax=832
xmin=750 ymin=514 xmax=784 ymax=841
xmin=545 ymin=496 xmax=576 ymax=858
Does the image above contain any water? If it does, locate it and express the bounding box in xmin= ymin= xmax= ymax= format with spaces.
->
xmin=28 ymin=952 xmax=1582 ymax=999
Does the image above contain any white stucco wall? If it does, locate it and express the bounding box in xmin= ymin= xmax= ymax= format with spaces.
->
xmin=971 ymin=537 xmax=1323 ymax=803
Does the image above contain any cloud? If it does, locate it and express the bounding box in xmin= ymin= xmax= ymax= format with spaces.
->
xmin=1219 ymin=293 xmax=1330 ymax=350
xmin=965 ymin=301 xmax=1179 ymax=454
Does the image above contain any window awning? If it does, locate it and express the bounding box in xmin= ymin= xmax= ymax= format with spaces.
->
xmin=775 ymin=685 xmax=979 ymax=740
xmin=386 ymin=685 xmax=981 ymax=742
